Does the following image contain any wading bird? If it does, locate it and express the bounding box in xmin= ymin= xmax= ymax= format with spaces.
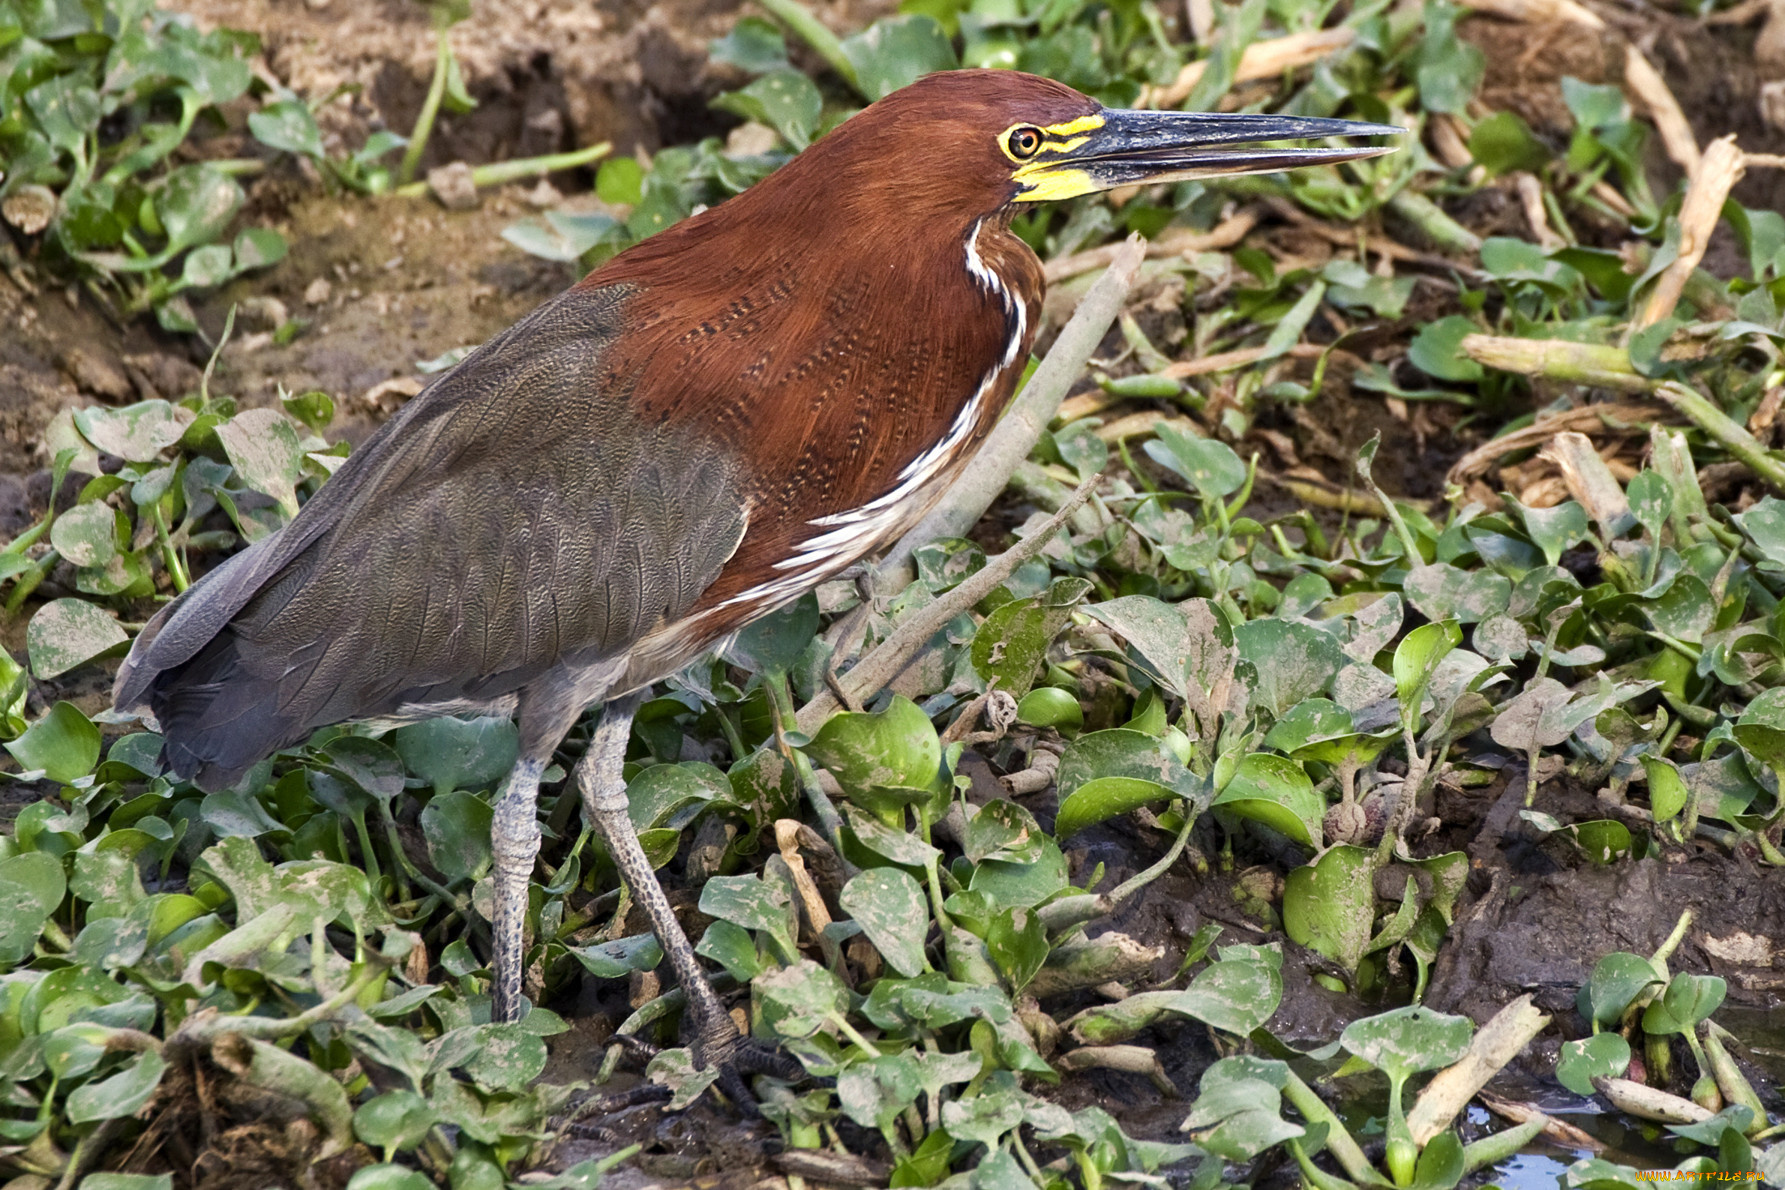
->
xmin=115 ymin=69 xmax=1396 ymax=1091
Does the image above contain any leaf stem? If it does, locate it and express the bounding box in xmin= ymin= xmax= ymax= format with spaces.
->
xmin=400 ymin=28 xmax=453 ymax=187
xmin=391 ymin=141 xmax=613 ymax=197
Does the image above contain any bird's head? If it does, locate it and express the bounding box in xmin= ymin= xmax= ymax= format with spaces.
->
xmin=817 ymin=69 xmax=1400 ymax=217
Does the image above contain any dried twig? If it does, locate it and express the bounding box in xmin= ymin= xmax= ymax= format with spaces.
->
xmin=1623 ymin=46 xmax=1700 ymax=175
xmin=1142 ymin=28 xmax=1356 ymax=110
xmin=1457 ymin=0 xmax=1603 ymax=28
xmin=1045 ymin=209 xmax=1256 ymax=282
xmin=1634 ymin=136 xmax=1745 ymax=331
xmin=799 ymin=475 xmax=1101 ymax=733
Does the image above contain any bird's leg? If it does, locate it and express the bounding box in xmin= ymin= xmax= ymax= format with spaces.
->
xmin=574 ymin=692 xmax=749 ymax=1093
xmin=489 ymin=755 xmax=547 ymax=1024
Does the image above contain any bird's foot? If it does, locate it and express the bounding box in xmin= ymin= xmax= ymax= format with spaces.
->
xmin=689 ymin=1014 xmax=807 ymax=1111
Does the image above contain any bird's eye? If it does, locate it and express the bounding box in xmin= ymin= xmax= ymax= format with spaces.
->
xmin=1006 ymin=126 xmax=1043 ymax=160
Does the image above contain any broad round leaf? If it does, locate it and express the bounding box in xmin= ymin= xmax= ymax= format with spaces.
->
xmin=840 ymin=867 xmax=929 ymax=978
xmin=5 ymin=701 xmax=101 ymax=782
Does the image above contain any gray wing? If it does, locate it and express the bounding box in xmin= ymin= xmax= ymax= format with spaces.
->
xmin=116 ymin=283 xmax=748 ymax=787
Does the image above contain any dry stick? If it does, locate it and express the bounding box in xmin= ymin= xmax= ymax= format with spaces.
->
xmin=797 ymin=474 xmax=1101 ymax=734
xmin=1624 ymin=45 xmax=1701 ymax=176
xmin=1045 ymin=209 xmax=1256 ymax=282
xmin=872 ymin=235 xmax=1146 ymax=585
xmin=1142 ymin=27 xmax=1357 ymax=110
xmin=1457 ymin=0 xmax=1603 ymax=27
xmin=1634 ymin=136 xmax=1746 ymax=332
xmin=1406 ymin=994 xmax=1551 ymax=1145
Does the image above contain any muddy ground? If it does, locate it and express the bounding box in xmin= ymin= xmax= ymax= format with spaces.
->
xmin=3 ymin=0 xmax=1785 ymax=1183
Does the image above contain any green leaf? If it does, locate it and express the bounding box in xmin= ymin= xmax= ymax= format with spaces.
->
xmin=1171 ymin=951 xmax=1283 ymax=1035
xmin=1054 ymin=728 xmax=1201 ymax=839
xmin=840 ymin=867 xmax=929 ymax=978
xmin=568 ymin=932 xmax=663 ymax=978
xmin=234 ymin=227 xmax=288 ymax=271
xmin=66 ymin=1051 xmax=166 ymax=1124
xmin=1340 ymin=1005 xmax=1474 ymax=1081
xmin=1403 ymin=563 xmax=1510 ymax=624
xmin=1262 ymin=280 xmax=1326 ymax=360
xmin=4 ymin=702 xmax=100 ymax=785
xmin=1557 ymin=1033 xmax=1630 ymax=1097
xmin=1282 ymin=844 xmax=1375 ymax=975
xmin=724 ymin=593 xmax=819 ymax=676
xmin=353 ymin=1090 xmax=435 ymax=1153
xmin=840 ymin=802 xmax=941 ymax=867
xmin=1211 ymin=753 xmax=1323 ymax=848
xmin=806 ymin=695 xmax=942 ymax=812
xmin=985 ymin=906 xmax=1047 ymax=991
xmin=709 ymin=17 xmax=790 ymax=72
xmin=969 ymin=835 xmax=1068 ymax=909
xmin=699 ymin=873 xmax=797 ymax=959
xmin=1414 ymin=2 xmax=1483 ymax=113
xmin=27 ymin=599 xmax=129 ymax=680
xmin=0 ymin=852 xmax=68 ymax=965
xmin=344 ymin=1167 xmax=435 ymax=1190
xmin=624 ymin=762 xmax=729 ymax=832
xmin=79 ymin=1175 xmax=174 ymax=1190
xmin=1394 ymin=620 xmax=1461 ymax=710
xmin=180 ymin=242 xmax=234 ymax=289
xmin=1234 ymin=619 xmax=1342 ymax=716
xmin=155 ymin=164 xmax=246 ymax=257
xmin=971 ymin=577 xmax=1089 ymax=699
xmin=1015 ymin=686 xmax=1082 ymax=733
xmin=711 ymin=70 xmax=822 ymax=150
xmin=839 ymin=15 xmax=958 ymax=101
xmin=1467 ymin=110 xmax=1549 ymax=175
xmin=249 ymin=98 xmax=326 ymax=158
xmin=393 ymin=715 xmax=518 ymax=796
xmin=216 ymin=408 xmax=304 ymax=518
xmin=1144 ymin=423 xmax=1246 ymax=498
xmin=1639 ymin=755 xmax=1689 ymax=823
xmin=756 ymin=958 xmax=849 ymax=1039
xmin=501 ymin=210 xmax=622 ymax=263
xmin=418 ymin=790 xmax=493 ymax=882
xmin=1578 ymin=952 xmax=1665 ymax=1027
xmin=1641 ymin=973 xmax=1726 ymax=1036
xmin=73 ymin=401 xmax=195 ymax=462
xmin=48 ymin=502 xmax=118 ymax=569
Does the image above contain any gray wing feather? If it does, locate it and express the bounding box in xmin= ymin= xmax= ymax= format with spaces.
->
xmin=117 ymin=283 xmax=748 ymax=787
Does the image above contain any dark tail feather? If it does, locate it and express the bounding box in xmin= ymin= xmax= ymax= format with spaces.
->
xmin=147 ymin=632 xmax=312 ymax=792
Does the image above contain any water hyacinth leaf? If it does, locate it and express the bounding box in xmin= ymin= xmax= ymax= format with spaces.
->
xmin=840 ymin=15 xmax=958 ymax=101
xmin=1015 ymin=686 xmax=1082 ymax=732
xmin=1646 ymin=574 xmax=1713 ymax=642
xmin=501 ymin=211 xmax=621 ymax=262
xmin=1340 ymin=1005 xmax=1474 ymax=1080
xmin=1578 ymin=952 xmax=1665 ymax=1027
xmin=1408 ymin=316 xmax=1484 ymax=382
xmin=1733 ymin=687 xmax=1785 ymax=776
xmin=1261 ymin=698 xmax=1349 ymax=755
xmin=156 ymin=164 xmax=246 ymax=257
xmin=49 ymin=501 xmax=118 ymax=569
xmin=624 ymin=762 xmax=729 ymax=831
xmin=1404 ymin=562 xmax=1510 ymax=624
xmin=567 ymin=932 xmax=662 ymax=978
xmin=1054 ymin=728 xmax=1197 ymax=839
xmin=6 ymin=701 xmax=101 ymax=783
xmin=65 ymin=1051 xmax=166 ymax=1124
xmin=708 ymin=17 xmax=790 ymax=73
xmin=1234 ymin=619 xmax=1342 ymax=716
xmin=1468 ymin=109 xmax=1549 ymax=175
xmin=345 ymin=1166 xmax=435 ymax=1190
xmin=756 ymin=959 xmax=848 ymax=1039
xmin=965 ymin=799 xmax=1045 ymax=864
xmin=1489 ymin=676 xmax=1576 ymax=752
xmin=235 ymin=227 xmax=288 ymax=271
xmin=73 ymin=401 xmax=195 ymax=462
xmin=78 ymin=1175 xmax=173 ymax=1190
xmin=724 ymin=592 xmax=819 ymax=676
xmin=460 ymin=1024 xmax=548 ymax=1091
xmin=971 ymin=577 xmax=1089 ymax=699
xmin=1411 ymin=1129 xmax=1464 ymax=1190
xmin=392 ymin=716 xmax=519 ymax=796
xmin=700 ymin=874 xmax=797 ymax=959
xmin=940 ymin=1079 xmax=1025 ymax=1148
xmin=200 ymin=789 xmax=286 ymax=838
xmin=0 ymin=852 xmax=69 ymax=965
xmin=840 ymin=867 xmax=929 ymax=977
xmin=1145 ymin=423 xmax=1246 ymax=498
xmin=1557 ymin=1033 xmax=1631 ymax=1097
xmin=695 ymin=919 xmax=763 ymax=982
xmin=1515 ymin=500 xmax=1591 ymax=568
xmin=1394 ymin=620 xmax=1461 ymax=711
xmin=248 ymin=99 xmax=326 ymax=159
xmin=840 ymin=802 xmax=941 ymax=867
xmin=838 ymin=1052 xmax=924 ymax=1139
xmin=180 ymin=242 xmax=234 ymax=289
xmin=216 ymin=408 xmax=305 ymax=518
xmin=985 ymin=907 xmax=1047 ymax=991
xmin=353 ymin=1090 xmax=435 ymax=1154
xmin=1083 ymin=595 xmax=1194 ymax=698
xmin=711 ymin=70 xmax=822 ymax=149
xmin=1211 ymin=753 xmax=1322 ymax=848
xmin=419 ymin=790 xmax=493 ymax=882
xmin=1181 ymin=1059 xmax=1301 ymax=1161
xmin=969 ymin=835 xmax=1068 ymax=908
xmin=1171 ymin=952 xmax=1282 ymax=1035
xmin=1572 ymin=819 xmax=1631 ymax=864
xmin=1282 ymin=844 xmax=1374 ymax=975
xmin=806 ymin=695 xmax=942 ymax=805
xmin=1642 ymin=973 xmax=1726 ymax=1036
xmin=1627 ymin=470 xmax=1672 ymax=542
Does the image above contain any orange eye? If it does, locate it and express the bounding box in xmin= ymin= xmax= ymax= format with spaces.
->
xmin=1007 ymin=126 xmax=1043 ymax=159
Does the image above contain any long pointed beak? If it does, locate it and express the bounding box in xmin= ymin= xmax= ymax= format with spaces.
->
xmin=1012 ymin=108 xmax=1403 ymax=202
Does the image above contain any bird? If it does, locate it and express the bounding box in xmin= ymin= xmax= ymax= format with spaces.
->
xmin=114 ymin=68 xmax=1397 ymax=1090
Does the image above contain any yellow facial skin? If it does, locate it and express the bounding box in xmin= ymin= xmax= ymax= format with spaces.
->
xmin=1002 ymin=114 xmax=1107 ymax=203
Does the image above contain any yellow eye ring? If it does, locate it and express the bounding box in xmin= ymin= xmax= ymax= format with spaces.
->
xmin=1006 ymin=126 xmax=1044 ymax=160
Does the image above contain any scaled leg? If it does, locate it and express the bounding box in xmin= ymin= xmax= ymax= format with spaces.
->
xmin=490 ymin=756 xmax=547 ymax=1023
